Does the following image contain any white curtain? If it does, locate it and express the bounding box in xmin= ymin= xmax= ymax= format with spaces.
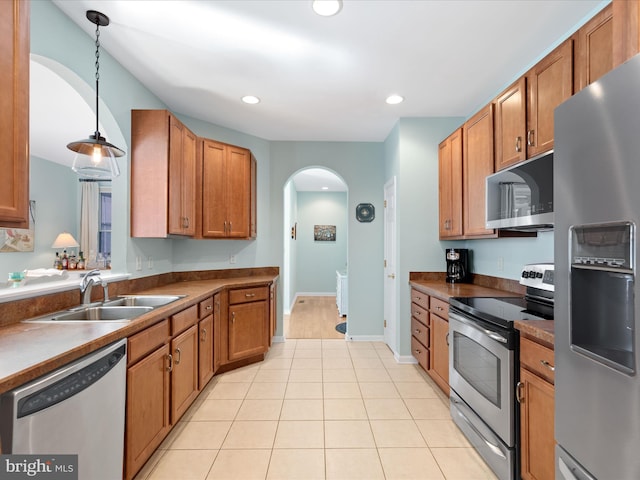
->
xmin=80 ymin=181 xmax=100 ymax=262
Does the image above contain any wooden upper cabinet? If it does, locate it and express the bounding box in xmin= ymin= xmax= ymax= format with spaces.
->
xmin=574 ymin=3 xmax=613 ymax=92
xmin=494 ymin=78 xmax=526 ymax=171
xmin=201 ymin=139 xmax=256 ymax=239
xmin=612 ymin=0 xmax=640 ymax=67
xmin=526 ymin=39 xmax=573 ymax=157
xmin=0 ymin=0 xmax=29 ymax=228
xmin=131 ymin=110 xmax=197 ymax=237
xmin=463 ymin=104 xmax=496 ymax=237
xmin=438 ymin=128 xmax=463 ymax=239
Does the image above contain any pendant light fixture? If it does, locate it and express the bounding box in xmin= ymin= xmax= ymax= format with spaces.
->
xmin=67 ymin=10 xmax=124 ymax=179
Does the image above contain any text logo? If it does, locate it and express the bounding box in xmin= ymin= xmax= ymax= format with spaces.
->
xmin=0 ymin=455 xmax=77 ymax=480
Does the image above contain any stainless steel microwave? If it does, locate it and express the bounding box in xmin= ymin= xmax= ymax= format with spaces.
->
xmin=485 ymin=150 xmax=553 ymax=231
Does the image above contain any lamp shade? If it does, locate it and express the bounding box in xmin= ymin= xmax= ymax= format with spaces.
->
xmin=68 ymin=134 xmax=123 ymax=179
xmin=51 ymin=232 xmax=80 ymax=249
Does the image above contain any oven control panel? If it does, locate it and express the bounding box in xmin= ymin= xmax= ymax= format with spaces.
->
xmin=520 ymin=263 xmax=554 ymax=292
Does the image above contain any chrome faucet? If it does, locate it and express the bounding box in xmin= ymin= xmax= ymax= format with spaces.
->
xmin=80 ymin=269 xmax=109 ymax=304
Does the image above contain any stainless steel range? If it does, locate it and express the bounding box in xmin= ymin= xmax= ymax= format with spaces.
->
xmin=448 ymin=263 xmax=554 ymax=480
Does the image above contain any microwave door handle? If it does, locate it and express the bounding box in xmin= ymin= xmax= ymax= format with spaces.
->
xmin=452 ymin=398 xmax=507 ymax=459
xmin=487 ymin=332 xmax=507 ymax=344
xmin=450 ymin=312 xmax=508 ymax=344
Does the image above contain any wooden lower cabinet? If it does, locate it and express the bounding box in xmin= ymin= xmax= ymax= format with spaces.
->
xmin=518 ymin=336 xmax=555 ymax=480
xmin=410 ymin=288 xmax=430 ymax=371
xmin=170 ymin=325 xmax=199 ymax=422
xmin=213 ymin=292 xmax=222 ymax=372
xmin=428 ymin=298 xmax=450 ymax=395
xmin=228 ymin=300 xmax=268 ymax=361
xmin=198 ymin=296 xmax=215 ymax=389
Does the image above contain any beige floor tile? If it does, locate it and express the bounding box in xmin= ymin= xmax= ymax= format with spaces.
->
xmin=266 ymin=348 xmax=295 ymax=359
xmin=132 ymin=447 xmax=165 ymax=480
xmin=394 ymin=381 xmax=439 ymax=399
xmin=216 ymin=366 xmax=258 ymax=383
xmin=364 ymin=398 xmax=411 ymax=419
xmin=288 ymin=368 xmax=323 ymax=382
xmin=246 ymin=382 xmax=287 ymax=399
xmin=378 ymin=448 xmax=445 ymax=480
xmin=236 ymin=399 xmax=283 ymax=420
xmin=351 ymin=357 xmax=384 ymax=369
xmin=321 ymin=348 xmax=350 ymax=358
xmin=206 ymin=449 xmax=271 ymax=480
xmin=207 ymin=382 xmax=251 ymax=400
xmin=370 ymin=419 xmax=427 ymax=447
xmin=323 ymin=368 xmax=357 ymax=382
xmin=291 ymin=358 xmax=323 ymax=370
xmin=386 ymin=367 xmax=427 ymax=382
xmin=322 ymin=339 xmax=348 ymax=349
xmin=359 ymin=382 xmax=400 ymax=398
xmin=323 ymin=382 xmax=361 ymax=399
xmin=347 ymin=342 xmax=374 ymax=349
xmin=260 ymin=358 xmax=293 ymax=370
xmin=191 ymin=399 xmax=242 ymax=421
xmin=416 ymin=419 xmax=472 ymax=447
xmin=169 ymin=421 xmax=232 ymax=450
xmin=325 ymin=448 xmax=385 ymax=480
xmin=404 ymin=398 xmax=451 ymax=419
xmin=349 ymin=348 xmax=381 ymax=359
xmin=285 ymin=382 xmax=323 ymax=399
xmin=355 ymin=368 xmax=391 ymax=382
xmin=221 ymin=420 xmax=277 ymax=449
xmin=295 ymin=338 xmax=323 ymax=348
xmin=324 ymin=420 xmax=375 ymax=448
xmin=147 ymin=450 xmax=217 ymax=480
xmin=293 ymin=348 xmax=322 ymax=358
xmin=253 ymin=368 xmax=291 ymax=383
xmin=266 ymin=448 xmax=325 ymax=479
xmin=280 ymin=399 xmax=324 ymax=420
xmin=323 ymin=357 xmax=354 ymax=370
xmin=431 ymin=447 xmax=498 ymax=479
xmin=274 ymin=420 xmax=324 ymax=448
xmin=324 ymin=398 xmax=368 ymax=420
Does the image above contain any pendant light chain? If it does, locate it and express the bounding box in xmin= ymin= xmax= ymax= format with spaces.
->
xmin=94 ymin=22 xmax=101 ymax=137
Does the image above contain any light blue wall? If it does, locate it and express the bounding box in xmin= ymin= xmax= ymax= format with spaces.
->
xmin=295 ymin=192 xmax=347 ymax=294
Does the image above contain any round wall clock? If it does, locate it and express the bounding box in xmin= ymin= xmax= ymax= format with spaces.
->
xmin=356 ymin=203 xmax=375 ymax=222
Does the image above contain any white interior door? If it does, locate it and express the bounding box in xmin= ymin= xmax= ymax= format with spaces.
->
xmin=384 ymin=177 xmax=397 ymax=352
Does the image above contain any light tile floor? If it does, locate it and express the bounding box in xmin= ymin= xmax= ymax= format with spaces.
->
xmin=134 ymin=340 xmax=498 ymax=480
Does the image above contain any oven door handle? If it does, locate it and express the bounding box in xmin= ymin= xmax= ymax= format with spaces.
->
xmin=450 ymin=311 xmax=508 ymax=344
xmin=452 ymin=397 xmax=507 ymax=459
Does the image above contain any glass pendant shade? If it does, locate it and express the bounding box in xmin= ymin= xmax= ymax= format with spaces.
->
xmin=68 ymin=134 xmax=123 ymax=179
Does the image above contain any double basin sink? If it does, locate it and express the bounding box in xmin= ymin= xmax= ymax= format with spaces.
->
xmin=26 ymin=295 xmax=185 ymax=323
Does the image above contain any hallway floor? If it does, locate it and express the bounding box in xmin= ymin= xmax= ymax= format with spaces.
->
xmin=134 ymin=338 xmax=498 ymax=479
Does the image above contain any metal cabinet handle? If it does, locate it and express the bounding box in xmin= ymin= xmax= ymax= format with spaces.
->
xmin=206 ymin=304 xmax=212 ymax=310
xmin=175 ymin=348 xmax=182 ymax=365
xmin=527 ymin=129 xmax=535 ymax=146
xmin=201 ymin=328 xmax=207 ymax=342
xmin=167 ymin=353 xmax=173 ymax=372
xmin=224 ymin=221 xmax=227 ymax=233
xmin=229 ymin=221 xmax=232 ymax=232
xmin=445 ymin=332 xmax=450 ymax=346
xmin=414 ymin=328 xmax=421 ymax=334
xmin=231 ymin=311 xmax=236 ymax=323
xmin=516 ymin=381 xmax=524 ymax=403
xmin=245 ymin=293 xmax=256 ymax=298
xmin=413 ymin=310 xmax=421 ymax=316
xmin=540 ymin=360 xmax=555 ymax=371
xmin=436 ymin=306 xmax=443 ymax=312
xmin=414 ymin=348 xmax=421 ymax=354
xmin=515 ymin=136 xmax=522 ymax=153
xmin=216 ymin=300 xmax=220 ymax=312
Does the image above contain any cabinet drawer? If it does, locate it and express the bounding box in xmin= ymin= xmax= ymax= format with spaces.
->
xmin=411 ymin=289 xmax=429 ymax=311
xmin=520 ymin=336 xmax=555 ymax=384
xmin=411 ymin=336 xmax=429 ymax=371
xmin=411 ymin=317 xmax=429 ymax=348
xmin=430 ymin=297 xmax=449 ymax=317
xmin=199 ymin=297 xmax=214 ymax=318
xmin=171 ymin=304 xmax=198 ymax=336
xmin=411 ymin=303 xmax=429 ymax=326
xmin=229 ymin=286 xmax=269 ymax=305
xmin=128 ymin=319 xmax=170 ymax=365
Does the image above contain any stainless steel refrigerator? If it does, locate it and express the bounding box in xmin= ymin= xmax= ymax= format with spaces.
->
xmin=554 ymin=53 xmax=640 ymax=479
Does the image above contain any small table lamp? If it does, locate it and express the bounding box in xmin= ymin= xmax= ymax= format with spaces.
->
xmin=52 ymin=232 xmax=79 ymax=254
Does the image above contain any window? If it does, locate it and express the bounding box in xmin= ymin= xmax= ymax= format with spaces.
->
xmin=98 ymin=186 xmax=111 ymax=259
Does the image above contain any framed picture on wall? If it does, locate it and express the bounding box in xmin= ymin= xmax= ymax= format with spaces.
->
xmin=314 ymin=225 xmax=336 ymax=242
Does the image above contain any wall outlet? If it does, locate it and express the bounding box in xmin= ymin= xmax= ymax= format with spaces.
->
xmin=229 ymin=254 xmax=237 ymax=264
xmin=497 ymin=257 xmax=504 ymax=271
xmin=148 ymin=256 xmax=153 ymax=269
xmin=135 ymin=256 xmax=142 ymax=271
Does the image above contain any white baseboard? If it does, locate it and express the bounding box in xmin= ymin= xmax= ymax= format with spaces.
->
xmin=346 ymin=335 xmax=385 ymax=342
xmin=272 ymin=336 xmax=285 ymax=343
xmin=395 ymin=354 xmax=418 ymax=364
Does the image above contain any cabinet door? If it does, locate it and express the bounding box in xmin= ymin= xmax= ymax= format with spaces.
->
xmin=0 ymin=0 xmax=29 ymax=228
xmin=494 ymin=78 xmax=526 ymax=171
xmin=612 ymin=0 xmax=640 ymax=67
xmin=168 ymin=116 xmax=185 ymax=235
xmin=171 ymin=325 xmax=199 ymax=423
xmin=519 ymin=368 xmax=555 ymax=480
xmin=213 ymin=293 xmax=222 ymax=372
xmin=429 ymin=313 xmax=450 ymax=395
xmin=202 ymin=139 xmax=227 ymax=237
xmin=198 ymin=315 xmax=214 ymax=389
xmin=463 ymin=105 xmax=495 ymax=237
xmin=438 ymin=128 xmax=463 ymax=238
xmin=574 ymin=3 xmax=613 ymax=92
xmin=125 ymin=344 xmax=171 ymax=480
xmin=527 ymin=39 xmax=573 ymax=157
xmin=182 ymin=128 xmax=197 ymax=236
xmin=227 ymin=146 xmax=251 ymax=238
xmin=228 ymin=301 xmax=268 ymax=361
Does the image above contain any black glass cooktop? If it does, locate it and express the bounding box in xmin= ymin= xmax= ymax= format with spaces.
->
xmin=449 ymin=296 xmax=553 ymax=329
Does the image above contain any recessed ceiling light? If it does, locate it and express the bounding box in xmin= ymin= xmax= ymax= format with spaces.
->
xmin=242 ymin=95 xmax=260 ymax=104
xmin=386 ymin=95 xmax=404 ymax=105
xmin=322 ymin=186 xmax=329 ymax=190
xmin=312 ymin=0 xmax=342 ymax=17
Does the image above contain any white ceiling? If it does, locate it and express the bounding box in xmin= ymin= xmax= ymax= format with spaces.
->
xmin=50 ymin=0 xmax=606 ymax=144
xmin=292 ymin=168 xmax=347 ymax=192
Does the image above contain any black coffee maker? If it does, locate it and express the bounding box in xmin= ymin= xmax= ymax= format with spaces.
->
xmin=446 ymin=248 xmax=471 ymax=283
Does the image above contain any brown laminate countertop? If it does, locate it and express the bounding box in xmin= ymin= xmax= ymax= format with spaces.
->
xmin=409 ymin=279 xmax=555 ymax=347
xmin=0 ymin=275 xmax=276 ymax=395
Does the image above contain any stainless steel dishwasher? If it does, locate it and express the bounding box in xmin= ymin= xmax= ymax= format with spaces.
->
xmin=0 ymin=338 xmax=127 ymax=480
